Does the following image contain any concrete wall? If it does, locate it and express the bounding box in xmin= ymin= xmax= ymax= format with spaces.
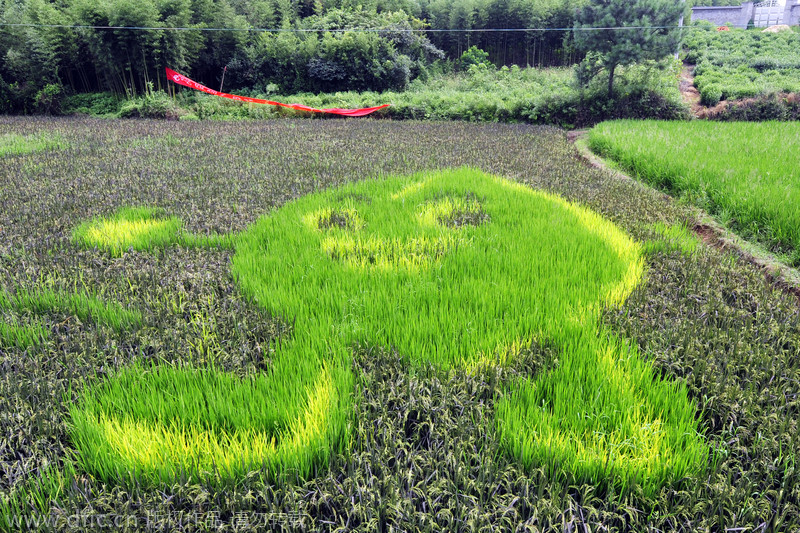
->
xmin=788 ymin=2 xmax=800 ymax=25
xmin=690 ymin=2 xmax=754 ymax=28
xmin=690 ymin=1 xmax=800 ymax=28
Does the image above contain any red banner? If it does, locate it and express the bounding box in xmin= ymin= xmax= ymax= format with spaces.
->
xmin=166 ymin=68 xmax=390 ymax=117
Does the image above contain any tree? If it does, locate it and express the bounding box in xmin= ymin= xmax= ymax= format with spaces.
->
xmin=573 ymin=0 xmax=686 ymax=97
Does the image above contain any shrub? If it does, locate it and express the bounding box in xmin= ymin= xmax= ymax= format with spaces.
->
xmin=62 ymin=93 xmax=123 ymax=116
xmin=119 ymin=90 xmax=178 ymax=119
xmin=34 ymin=84 xmax=63 ymax=115
xmin=714 ymin=92 xmax=800 ymax=121
xmin=700 ymin=83 xmax=723 ymax=106
xmin=457 ymin=46 xmax=494 ymax=71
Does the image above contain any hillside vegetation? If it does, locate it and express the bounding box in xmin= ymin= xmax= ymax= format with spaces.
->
xmin=0 ymin=0 xmax=586 ymax=112
xmin=683 ymin=25 xmax=800 ymax=106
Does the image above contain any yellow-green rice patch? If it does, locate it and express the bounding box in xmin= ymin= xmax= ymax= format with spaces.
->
xmin=0 ymin=132 xmax=66 ymax=157
xmin=73 ymin=206 xmax=235 ymax=256
xmin=73 ymin=207 xmax=181 ymax=256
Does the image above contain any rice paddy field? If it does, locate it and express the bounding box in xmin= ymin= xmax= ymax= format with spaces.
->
xmin=589 ymin=120 xmax=800 ymax=265
xmin=1 ymin=117 xmax=800 ymax=531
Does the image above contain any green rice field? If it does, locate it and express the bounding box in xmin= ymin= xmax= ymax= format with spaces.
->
xmin=589 ymin=120 xmax=800 ymax=264
xmin=2 ymin=117 xmax=800 ymax=531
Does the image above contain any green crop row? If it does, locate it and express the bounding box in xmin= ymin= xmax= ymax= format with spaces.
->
xmin=0 ymin=132 xmax=65 ymax=157
xmin=0 ymin=286 xmax=141 ymax=342
xmin=0 ymin=318 xmax=48 ymax=349
xmin=589 ymin=120 xmax=800 ymax=263
xmin=73 ymin=206 xmax=237 ymax=257
xmin=683 ymin=26 xmax=800 ymax=105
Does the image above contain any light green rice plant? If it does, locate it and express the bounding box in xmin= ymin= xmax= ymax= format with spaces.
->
xmin=69 ymin=168 xmax=707 ymax=492
xmin=72 ymin=207 xmax=183 ymax=256
xmin=643 ymin=222 xmax=700 ymax=256
xmin=0 ymin=132 xmax=65 ymax=157
xmin=73 ymin=206 xmax=236 ymax=256
xmin=589 ymin=120 xmax=800 ymax=263
xmin=0 ymin=460 xmax=76 ymax=531
xmin=0 ymin=287 xmax=141 ymax=333
xmin=0 ymin=317 xmax=49 ymax=348
xmin=69 ymin=363 xmax=345 ymax=485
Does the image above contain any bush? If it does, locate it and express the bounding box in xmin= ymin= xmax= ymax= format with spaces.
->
xmin=119 ymin=90 xmax=178 ymax=119
xmin=34 ymin=84 xmax=63 ymax=115
xmin=701 ymin=84 xmax=723 ymax=106
xmin=714 ymin=93 xmax=800 ymax=121
xmin=227 ymin=9 xmax=443 ymax=94
xmin=457 ymin=46 xmax=494 ymax=72
xmin=63 ymin=93 xmax=123 ymax=116
xmin=0 ymin=76 xmax=23 ymax=114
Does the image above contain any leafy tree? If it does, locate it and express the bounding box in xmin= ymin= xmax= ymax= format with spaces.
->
xmin=573 ymin=0 xmax=686 ymax=97
xmin=457 ymin=45 xmax=493 ymax=71
xmin=231 ymin=8 xmax=442 ymax=93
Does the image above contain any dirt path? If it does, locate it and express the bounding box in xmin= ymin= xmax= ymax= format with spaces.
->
xmin=679 ymin=65 xmax=703 ymax=115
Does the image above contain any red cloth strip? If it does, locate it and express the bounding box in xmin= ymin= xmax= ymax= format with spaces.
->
xmin=166 ymin=68 xmax=390 ymax=117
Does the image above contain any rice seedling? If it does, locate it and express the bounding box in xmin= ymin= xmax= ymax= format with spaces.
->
xmin=69 ymin=363 xmax=346 ymax=485
xmin=74 ymin=207 xmax=181 ymax=256
xmin=0 ymin=461 xmax=76 ymax=531
xmin=0 ymin=317 xmax=48 ymax=348
xmin=0 ymin=132 xmax=65 ymax=157
xmin=73 ymin=206 xmax=236 ymax=257
xmin=0 ymin=287 xmax=141 ymax=333
xmin=643 ymin=222 xmax=699 ymax=256
xmin=589 ymin=120 xmax=800 ymax=264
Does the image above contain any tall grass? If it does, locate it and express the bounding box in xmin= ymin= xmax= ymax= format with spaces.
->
xmin=589 ymin=120 xmax=800 ymax=263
